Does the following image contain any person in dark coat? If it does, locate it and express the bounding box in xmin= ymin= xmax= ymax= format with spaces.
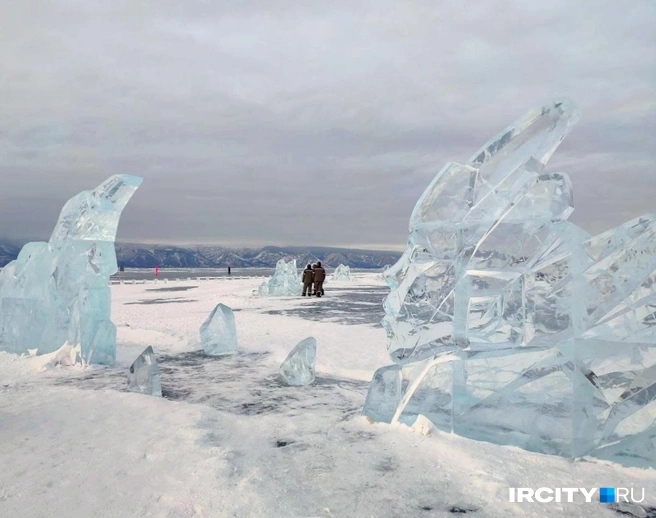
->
xmin=302 ymin=264 xmax=314 ymax=296
xmin=313 ymin=261 xmax=326 ymax=297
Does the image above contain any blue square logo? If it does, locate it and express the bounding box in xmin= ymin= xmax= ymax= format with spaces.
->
xmin=600 ymin=487 xmax=615 ymax=503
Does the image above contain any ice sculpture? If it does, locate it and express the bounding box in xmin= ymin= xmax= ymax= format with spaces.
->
xmin=331 ymin=264 xmax=354 ymax=281
xmin=258 ymin=259 xmax=301 ymax=296
xmin=280 ymin=337 xmax=317 ymax=385
xmin=127 ymin=346 xmax=162 ymax=397
xmin=200 ymin=303 xmax=239 ymax=355
xmin=0 ymin=175 xmax=142 ymax=365
xmin=363 ymin=99 xmax=656 ymax=466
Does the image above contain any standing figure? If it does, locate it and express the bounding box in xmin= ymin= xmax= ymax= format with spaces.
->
xmin=154 ymin=265 xmax=159 ymax=278
xmin=313 ymin=261 xmax=326 ymax=297
xmin=302 ymin=264 xmax=314 ymax=296
xmin=228 ymin=266 xmax=231 ymax=275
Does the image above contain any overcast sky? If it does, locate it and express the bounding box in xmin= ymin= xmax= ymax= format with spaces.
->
xmin=0 ymin=0 xmax=654 ymax=250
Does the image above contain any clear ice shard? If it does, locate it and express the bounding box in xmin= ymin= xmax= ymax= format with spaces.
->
xmin=331 ymin=264 xmax=354 ymax=281
xmin=362 ymin=364 xmax=402 ymax=423
xmin=280 ymin=337 xmax=317 ymax=386
xmin=200 ymin=303 xmax=238 ymax=356
xmin=0 ymin=175 xmax=142 ymax=364
xmin=364 ymin=99 xmax=656 ymax=467
xmin=258 ymin=259 xmax=301 ymax=296
xmin=127 ymin=346 xmax=162 ymax=397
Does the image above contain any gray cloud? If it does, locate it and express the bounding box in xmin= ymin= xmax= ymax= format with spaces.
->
xmin=0 ymin=0 xmax=654 ymax=248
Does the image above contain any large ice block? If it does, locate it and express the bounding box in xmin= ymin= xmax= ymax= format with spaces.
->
xmin=0 ymin=175 xmax=142 ymax=364
xmin=200 ymin=303 xmax=239 ymax=356
xmin=364 ymin=99 xmax=656 ymax=466
xmin=280 ymin=337 xmax=317 ymax=386
xmin=258 ymin=259 xmax=301 ymax=296
xmin=331 ymin=264 xmax=354 ymax=281
xmin=127 ymin=346 xmax=162 ymax=397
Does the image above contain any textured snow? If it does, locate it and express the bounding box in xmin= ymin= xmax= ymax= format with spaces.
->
xmin=0 ymin=175 xmax=142 ymax=364
xmin=279 ymin=336 xmax=317 ymax=385
xmin=366 ymin=99 xmax=656 ymax=466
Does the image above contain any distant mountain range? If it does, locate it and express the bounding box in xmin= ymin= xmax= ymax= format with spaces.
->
xmin=0 ymin=241 xmax=21 ymax=267
xmin=0 ymin=239 xmax=401 ymax=269
xmin=115 ymin=244 xmax=401 ymax=269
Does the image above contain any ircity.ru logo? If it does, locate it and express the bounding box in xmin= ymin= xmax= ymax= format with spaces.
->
xmin=508 ymin=487 xmax=646 ymax=504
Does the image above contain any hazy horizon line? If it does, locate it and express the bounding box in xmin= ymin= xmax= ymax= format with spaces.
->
xmin=0 ymin=236 xmax=406 ymax=253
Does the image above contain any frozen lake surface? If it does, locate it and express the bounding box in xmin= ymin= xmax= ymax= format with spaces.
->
xmin=1 ymin=273 xmax=655 ymax=518
xmin=112 ymin=266 xmax=380 ymax=281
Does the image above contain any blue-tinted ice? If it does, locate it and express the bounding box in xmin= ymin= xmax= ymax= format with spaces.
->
xmin=200 ymin=303 xmax=238 ymax=356
xmin=0 ymin=175 xmax=142 ymax=364
xmin=331 ymin=264 xmax=354 ymax=281
xmin=362 ymin=364 xmax=401 ymax=423
xmin=258 ymin=259 xmax=301 ymax=296
xmin=280 ymin=337 xmax=317 ymax=386
xmin=127 ymin=346 xmax=162 ymax=397
xmin=364 ymin=100 xmax=656 ymax=466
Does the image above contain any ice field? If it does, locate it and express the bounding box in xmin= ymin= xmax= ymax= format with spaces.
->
xmin=1 ymin=273 xmax=655 ymax=518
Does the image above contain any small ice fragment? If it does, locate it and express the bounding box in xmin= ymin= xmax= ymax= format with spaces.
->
xmin=411 ymin=415 xmax=437 ymax=437
xmin=280 ymin=337 xmax=317 ymax=386
xmin=331 ymin=264 xmax=354 ymax=281
xmin=362 ymin=365 xmax=402 ymax=423
xmin=200 ymin=303 xmax=238 ymax=356
xmin=127 ymin=346 xmax=162 ymax=397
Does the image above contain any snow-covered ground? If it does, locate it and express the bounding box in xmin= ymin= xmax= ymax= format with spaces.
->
xmin=1 ymin=273 xmax=655 ymax=517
